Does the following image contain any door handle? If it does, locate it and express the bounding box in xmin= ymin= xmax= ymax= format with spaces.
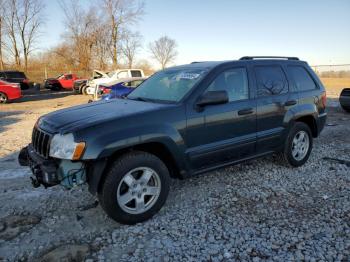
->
xmin=284 ymin=100 xmax=297 ymax=106
xmin=238 ymin=108 xmax=254 ymax=115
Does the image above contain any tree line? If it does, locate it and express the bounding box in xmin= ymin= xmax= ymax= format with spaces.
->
xmin=0 ymin=0 xmax=178 ymax=76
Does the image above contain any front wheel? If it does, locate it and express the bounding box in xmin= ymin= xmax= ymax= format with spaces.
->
xmin=98 ymin=151 xmax=170 ymax=224
xmin=279 ymin=122 xmax=313 ymax=167
xmin=0 ymin=92 xmax=8 ymax=103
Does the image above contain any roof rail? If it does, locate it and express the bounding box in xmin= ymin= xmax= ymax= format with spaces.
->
xmin=239 ymin=56 xmax=299 ymax=61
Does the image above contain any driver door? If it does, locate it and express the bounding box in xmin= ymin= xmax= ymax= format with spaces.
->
xmin=60 ymin=74 xmax=73 ymax=88
xmin=185 ymin=67 xmax=257 ymax=171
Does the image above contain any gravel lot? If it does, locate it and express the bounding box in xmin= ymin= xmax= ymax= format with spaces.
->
xmin=0 ymin=89 xmax=349 ymax=261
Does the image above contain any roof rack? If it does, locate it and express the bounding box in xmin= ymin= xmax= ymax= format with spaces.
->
xmin=239 ymin=56 xmax=299 ymax=61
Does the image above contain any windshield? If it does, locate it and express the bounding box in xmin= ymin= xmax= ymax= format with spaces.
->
xmin=128 ymin=68 xmax=208 ymax=103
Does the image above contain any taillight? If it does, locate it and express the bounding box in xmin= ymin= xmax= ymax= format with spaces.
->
xmin=23 ymin=79 xmax=29 ymax=84
xmin=99 ymin=86 xmax=111 ymax=94
xmin=321 ymin=92 xmax=327 ymax=107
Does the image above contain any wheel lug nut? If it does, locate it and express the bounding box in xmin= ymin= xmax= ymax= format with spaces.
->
xmin=143 ymin=188 xmax=147 ymax=192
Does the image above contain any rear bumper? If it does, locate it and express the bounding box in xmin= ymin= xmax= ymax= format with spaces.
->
xmin=8 ymin=88 xmax=22 ymax=100
xmin=317 ymin=112 xmax=327 ymax=135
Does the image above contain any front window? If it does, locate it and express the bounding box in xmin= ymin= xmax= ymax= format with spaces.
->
xmin=128 ymin=68 xmax=208 ymax=103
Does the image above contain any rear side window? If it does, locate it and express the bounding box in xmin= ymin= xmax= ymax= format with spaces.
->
xmin=0 ymin=72 xmax=5 ymax=78
xmin=255 ymin=66 xmax=288 ymax=97
xmin=65 ymin=74 xmax=73 ymax=80
xmin=131 ymin=70 xmax=142 ymax=77
xmin=287 ymin=66 xmax=317 ymax=91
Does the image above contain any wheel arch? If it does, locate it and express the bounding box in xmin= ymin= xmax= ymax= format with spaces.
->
xmin=294 ymin=115 xmax=318 ymax=138
xmin=87 ymin=141 xmax=185 ymax=195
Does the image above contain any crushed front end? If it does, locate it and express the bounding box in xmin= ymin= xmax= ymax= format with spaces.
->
xmin=18 ymin=125 xmax=87 ymax=189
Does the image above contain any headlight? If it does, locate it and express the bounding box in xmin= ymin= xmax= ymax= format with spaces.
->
xmin=49 ymin=133 xmax=85 ymax=160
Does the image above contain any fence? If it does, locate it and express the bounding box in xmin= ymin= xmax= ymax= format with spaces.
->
xmin=22 ymin=64 xmax=350 ymax=84
xmin=311 ymin=64 xmax=350 ymax=78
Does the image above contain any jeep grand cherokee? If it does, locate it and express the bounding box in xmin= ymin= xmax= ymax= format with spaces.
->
xmin=19 ymin=56 xmax=327 ymax=224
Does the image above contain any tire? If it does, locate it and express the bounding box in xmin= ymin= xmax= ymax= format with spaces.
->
xmin=341 ymin=105 xmax=350 ymax=113
xmin=279 ymin=122 xmax=313 ymax=167
xmin=98 ymin=151 xmax=170 ymax=225
xmin=81 ymin=85 xmax=88 ymax=95
xmin=0 ymin=92 xmax=8 ymax=103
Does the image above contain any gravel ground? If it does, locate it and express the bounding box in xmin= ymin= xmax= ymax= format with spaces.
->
xmin=0 ymin=90 xmax=349 ymax=261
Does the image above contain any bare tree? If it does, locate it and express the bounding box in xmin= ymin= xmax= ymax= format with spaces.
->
xmin=59 ymin=0 xmax=102 ymax=72
xmin=121 ymin=31 xmax=142 ymax=68
xmin=15 ymin=0 xmax=44 ymax=71
xmin=102 ymin=0 xmax=144 ymax=68
xmin=0 ymin=2 xmax=4 ymax=69
xmin=2 ymin=0 xmax=21 ymax=67
xmin=149 ymin=36 xmax=178 ymax=69
xmin=1 ymin=0 xmax=44 ymax=70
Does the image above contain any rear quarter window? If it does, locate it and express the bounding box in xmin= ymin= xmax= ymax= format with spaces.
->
xmin=287 ymin=66 xmax=317 ymax=91
xmin=255 ymin=66 xmax=288 ymax=97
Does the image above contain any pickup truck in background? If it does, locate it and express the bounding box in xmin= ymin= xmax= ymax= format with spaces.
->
xmin=85 ymin=69 xmax=145 ymax=95
xmin=44 ymin=74 xmax=81 ymax=90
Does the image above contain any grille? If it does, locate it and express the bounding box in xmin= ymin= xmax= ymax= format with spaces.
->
xmin=32 ymin=127 xmax=52 ymax=158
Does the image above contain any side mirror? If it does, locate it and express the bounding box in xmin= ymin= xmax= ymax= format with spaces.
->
xmin=196 ymin=90 xmax=229 ymax=109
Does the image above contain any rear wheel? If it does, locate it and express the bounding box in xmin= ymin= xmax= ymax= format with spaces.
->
xmin=98 ymin=151 xmax=170 ymax=224
xmin=278 ymin=122 xmax=313 ymax=167
xmin=81 ymin=85 xmax=88 ymax=95
xmin=0 ymin=92 xmax=8 ymax=103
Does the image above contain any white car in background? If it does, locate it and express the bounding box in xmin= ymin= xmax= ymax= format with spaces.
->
xmin=85 ymin=69 xmax=145 ymax=95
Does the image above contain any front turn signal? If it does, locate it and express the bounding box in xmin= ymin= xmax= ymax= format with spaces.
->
xmin=72 ymin=142 xmax=86 ymax=160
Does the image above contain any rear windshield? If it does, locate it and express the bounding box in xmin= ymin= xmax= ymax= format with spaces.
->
xmin=5 ymin=71 xmax=26 ymax=79
xmin=131 ymin=70 xmax=142 ymax=77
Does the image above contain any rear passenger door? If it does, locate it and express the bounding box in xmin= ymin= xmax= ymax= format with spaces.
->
xmin=254 ymin=65 xmax=298 ymax=152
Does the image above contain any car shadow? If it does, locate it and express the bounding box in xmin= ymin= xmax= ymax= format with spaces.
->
xmin=0 ymin=111 xmax=24 ymax=134
xmin=16 ymin=88 xmax=74 ymax=103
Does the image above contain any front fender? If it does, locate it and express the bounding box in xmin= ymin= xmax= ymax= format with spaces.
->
xmin=81 ymin=123 xmax=188 ymax=172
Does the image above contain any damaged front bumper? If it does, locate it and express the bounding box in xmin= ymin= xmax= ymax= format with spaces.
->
xmin=18 ymin=144 xmax=86 ymax=189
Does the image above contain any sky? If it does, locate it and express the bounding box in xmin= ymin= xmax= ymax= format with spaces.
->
xmin=41 ymin=0 xmax=350 ymax=68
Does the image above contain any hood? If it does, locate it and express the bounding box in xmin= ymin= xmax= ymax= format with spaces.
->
xmin=39 ymin=99 xmax=171 ymax=134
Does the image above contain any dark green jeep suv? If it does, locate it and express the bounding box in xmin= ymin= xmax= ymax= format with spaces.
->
xmin=19 ymin=56 xmax=327 ymax=224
